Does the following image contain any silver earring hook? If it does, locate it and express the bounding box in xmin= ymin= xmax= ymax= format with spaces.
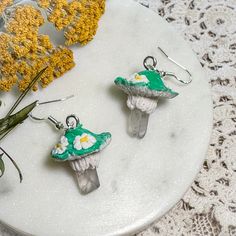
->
xmin=29 ymin=95 xmax=74 ymax=130
xmin=30 ymin=115 xmax=65 ymax=130
xmin=143 ymin=56 xmax=158 ymax=71
xmin=37 ymin=94 xmax=74 ymax=106
xmin=157 ymin=47 xmax=192 ymax=84
xmin=66 ymin=114 xmax=80 ymax=129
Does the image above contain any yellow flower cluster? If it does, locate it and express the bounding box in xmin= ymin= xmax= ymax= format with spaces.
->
xmin=17 ymin=46 xmax=75 ymax=91
xmin=0 ymin=1 xmax=104 ymax=92
xmin=0 ymin=33 xmax=18 ymax=91
xmin=0 ymin=0 xmax=13 ymax=14
xmin=65 ymin=0 xmax=105 ymax=45
xmin=37 ymin=0 xmax=105 ymax=45
xmin=37 ymin=0 xmax=50 ymax=8
xmin=0 ymin=5 xmax=75 ymax=92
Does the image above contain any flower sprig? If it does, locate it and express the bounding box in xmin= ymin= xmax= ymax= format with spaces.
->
xmin=0 ymin=0 xmax=13 ymax=15
xmin=37 ymin=0 xmax=105 ymax=45
xmin=0 ymin=0 xmax=105 ymax=92
xmin=0 ymin=5 xmax=75 ymax=92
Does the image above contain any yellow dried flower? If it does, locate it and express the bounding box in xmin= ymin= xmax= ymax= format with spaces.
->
xmin=6 ymin=5 xmax=44 ymax=35
xmin=0 ymin=5 xmax=75 ymax=92
xmin=50 ymin=46 xmax=75 ymax=78
xmin=37 ymin=0 xmax=50 ymax=9
xmin=66 ymin=0 xmax=105 ymax=45
xmin=0 ymin=0 xmax=104 ymax=92
xmin=38 ymin=35 xmax=53 ymax=51
xmin=0 ymin=33 xmax=19 ymax=91
xmin=0 ymin=0 xmax=13 ymax=14
xmin=38 ymin=0 xmax=105 ymax=45
xmin=19 ymin=46 xmax=75 ymax=91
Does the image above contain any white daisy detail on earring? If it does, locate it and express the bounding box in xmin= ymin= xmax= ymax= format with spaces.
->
xmin=129 ymin=73 xmax=149 ymax=84
xmin=52 ymin=136 xmax=69 ymax=155
xmin=73 ymin=133 xmax=97 ymax=150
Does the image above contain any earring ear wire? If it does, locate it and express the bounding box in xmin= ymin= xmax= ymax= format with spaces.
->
xmin=157 ymin=47 xmax=192 ymax=84
xmin=37 ymin=95 xmax=74 ymax=106
xmin=29 ymin=95 xmax=74 ymax=130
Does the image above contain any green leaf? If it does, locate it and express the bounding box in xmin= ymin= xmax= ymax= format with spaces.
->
xmin=0 ymin=68 xmax=47 ymax=140
xmin=0 ymin=153 xmax=5 ymax=177
xmin=0 ymin=101 xmax=38 ymax=137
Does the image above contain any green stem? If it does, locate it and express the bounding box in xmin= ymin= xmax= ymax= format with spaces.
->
xmin=0 ymin=147 xmax=23 ymax=183
xmin=0 ymin=125 xmax=17 ymax=142
xmin=7 ymin=67 xmax=47 ymax=117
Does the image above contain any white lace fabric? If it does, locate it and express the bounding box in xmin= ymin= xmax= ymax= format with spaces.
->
xmin=1 ymin=0 xmax=236 ymax=235
xmin=135 ymin=0 xmax=236 ymax=235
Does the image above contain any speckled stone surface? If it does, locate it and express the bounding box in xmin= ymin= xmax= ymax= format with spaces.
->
xmin=0 ymin=0 xmax=212 ymax=235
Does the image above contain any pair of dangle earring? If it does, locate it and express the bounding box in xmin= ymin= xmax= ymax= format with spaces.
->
xmin=30 ymin=106 xmax=112 ymax=195
xmin=28 ymin=47 xmax=191 ymax=194
xmin=114 ymin=47 xmax=192 ymax=138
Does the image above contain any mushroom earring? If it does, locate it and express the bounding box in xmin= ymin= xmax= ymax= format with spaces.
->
xmin=114 ymin=47 xmax=192 ymax=139
xmin=30 ymin=112 xmax=112 ymax=195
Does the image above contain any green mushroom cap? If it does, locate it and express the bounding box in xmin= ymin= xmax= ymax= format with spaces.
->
xmin=114 ymin=70 xmax=178 ymax=99
xmin=51 ymin=124 xmax=112 ymax=161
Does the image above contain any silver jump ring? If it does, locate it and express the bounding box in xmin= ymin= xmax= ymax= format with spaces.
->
xmin=66 ymin=114 xmax=80 ymax=128
xmin=143 ymin=56 xmax=158 ymax=71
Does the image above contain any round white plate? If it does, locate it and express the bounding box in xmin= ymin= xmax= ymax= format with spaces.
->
xmin=0 ymin=0 xmax=212 ymax=235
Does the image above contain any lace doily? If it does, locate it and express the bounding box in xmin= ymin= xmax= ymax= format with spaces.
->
xmin=134 ymin=0 xmax=236 ymax=235
xmin=1 ymin=0 xmax=235 ymax=235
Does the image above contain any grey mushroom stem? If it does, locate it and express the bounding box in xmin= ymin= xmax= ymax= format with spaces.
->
xmin=129 ymin=108 xmax=150 ymax=139
xmin=69 ymin=156 xmax=100 ymax=195
xmin=127 ymin=95 xmax=159 ymax=138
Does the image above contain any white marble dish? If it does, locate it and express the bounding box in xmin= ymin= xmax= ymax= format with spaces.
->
xmin=0 ymin=0 xmax=213 ymax=235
